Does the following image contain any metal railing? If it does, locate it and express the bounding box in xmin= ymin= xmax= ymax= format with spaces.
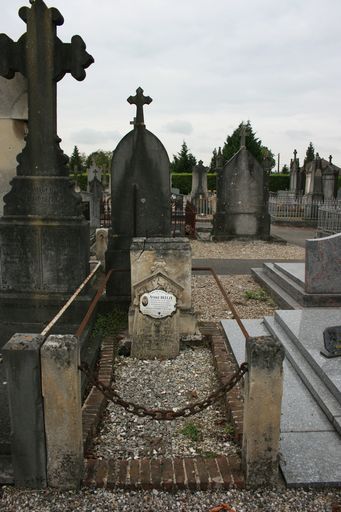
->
xmin=317 ymin=206 xmax=341 ymax=236
xmin=269 ymin=194 xmax=340 ymax=222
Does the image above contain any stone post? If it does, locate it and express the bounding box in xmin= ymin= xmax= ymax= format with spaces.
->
xmin=242 ymin=335 xmax=285 ymax=487
xmin=41 ymin=335 xmax=83 ymax=489
xmin=3 ymin=334 xmax=47 ymax=488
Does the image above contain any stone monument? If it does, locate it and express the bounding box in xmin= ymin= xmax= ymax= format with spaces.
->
xmin=0 ymin=0 xmax=93 ymax=451
xmin=191 ymin=159 xmax=208 ymax=200
xmin=106 ymin=87 xmax=171 ymax=302
xmin=213 ymin=123 xmax=270 ymax=240
xmin=129 ymin=237 xmax=197 ymax=359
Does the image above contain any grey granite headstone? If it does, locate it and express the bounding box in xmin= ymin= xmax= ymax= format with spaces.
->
xmin=89 ymin=176 xmax=103 ymax=228
xmin=213 ymin=136 xmax=270 ymax=240
xmin=106 ymin=87 xmax=171 ymax=301
xmin=305 ymin=233 xmax=341 ymax=294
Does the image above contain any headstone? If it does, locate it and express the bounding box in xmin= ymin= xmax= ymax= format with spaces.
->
xmin=0 ymin=74 xmax=28 ymax=215
xmin=213 ymin=127 xmax=270 ymax=240
xmin=89 ymin=176 xmax=103 ymax=229
xmin=191 ymin=160 xmax=208 ymax=200
xmin=87 ymin=160 xmax=102 ymax=190
xmin=0 ymin=0 xmax=93 ymax=450
xmin=289 ymin=149 xmax=301 ymax=195
xmin=129 ymin=237 xmax=196 ymax=359
xmin=305 ymin=232 xmax=341 ymax=294
xmin=106 ymin=87 xmax=171 ymax=302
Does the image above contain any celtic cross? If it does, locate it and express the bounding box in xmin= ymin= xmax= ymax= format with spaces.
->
xmin=0 ymin=0 xmax=94 ymax=177
xmin=127 ymin=87 xmax=152 ymax=127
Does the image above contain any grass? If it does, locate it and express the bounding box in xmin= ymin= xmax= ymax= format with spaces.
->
xmin=244 ymin=289 xmax=271 ymax=302
xmin=180 ymin=422 xmax=201 ymax=442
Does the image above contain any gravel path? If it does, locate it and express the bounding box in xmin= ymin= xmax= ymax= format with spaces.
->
xmin=2 ymin=240 xmax=340 ymax=510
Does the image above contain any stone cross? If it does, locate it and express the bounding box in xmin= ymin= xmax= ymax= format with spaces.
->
xmin=0 ymin=0 xmax=94 ymax=177
xmin=293 ymin=149 xmax=297 ymax=161
xmin=240 ymin=123 xmax=249 ymax=148
xmin=127 ymin=87 xmax=152 ymax=127
xmin=329 ymin=155 xmax=333 ymax=164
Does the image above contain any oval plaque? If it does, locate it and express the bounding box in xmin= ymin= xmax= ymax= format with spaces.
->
xmin=139 ymin=289 xmax=177 ymax=319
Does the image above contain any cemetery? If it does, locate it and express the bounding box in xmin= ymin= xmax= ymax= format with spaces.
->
xmin=0 ymin=1 xmax=340 ymax=510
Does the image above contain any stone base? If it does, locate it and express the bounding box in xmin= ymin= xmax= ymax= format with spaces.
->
xmin=131 ymin=311 xmax=180 ymax=360
xmin=105 ymin=233 xmax=131 ymax=302
xmin=213 ymin=212 xmax=270 ymax=241
xmin=0 ymin=217 xmax=89 ymax=293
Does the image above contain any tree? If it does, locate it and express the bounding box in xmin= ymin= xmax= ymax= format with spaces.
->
xmin=86 ymin=150 xmax=112 ymax=172
xmin=170 ymin=141 xmax=197 ymax=173
xmin=210 ymin=148 xmax=217 ymax=171
xmin=261 ymin=146 xmax=276 ymax=171
xmin=305 ymin=142 xmax=315 ymax=163
xmin=281 ymin=164 xmax=289 ymax=174
xmin=69 ymin=145 xmax=86 ymax=173
xmin=222 ymin=121 xmax=263 ymax=164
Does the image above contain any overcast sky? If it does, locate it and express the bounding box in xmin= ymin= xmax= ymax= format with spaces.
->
xmin=3 ymin=0 xmax=341 ymax=169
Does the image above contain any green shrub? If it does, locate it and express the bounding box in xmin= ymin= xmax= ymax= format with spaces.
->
xmin=70 ymin=173 xmax=87 ymax=191
xmin=269 ymin=173 xmax=290 ymax=192
xmin=171 ymin=173 xmax=217 ymax=195
xmin=244 ymin=289 xmax=269 ymax=301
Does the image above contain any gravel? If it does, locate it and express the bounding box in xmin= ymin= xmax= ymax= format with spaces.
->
xmin=1 ymin=240 xmax=340 ymax=511
xmin=90 ymin=340 xmax=238 ymax=460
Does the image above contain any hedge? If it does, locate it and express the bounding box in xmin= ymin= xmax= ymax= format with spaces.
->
xmin=171 ymin=172 xmax=291 ymax=194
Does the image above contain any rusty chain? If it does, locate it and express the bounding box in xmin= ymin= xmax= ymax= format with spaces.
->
xmin=79 ymin=361 xmax=248 ymax=421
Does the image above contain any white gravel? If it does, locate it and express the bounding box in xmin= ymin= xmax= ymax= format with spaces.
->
xmin=191 ymin=239 xmax=305 ymax=260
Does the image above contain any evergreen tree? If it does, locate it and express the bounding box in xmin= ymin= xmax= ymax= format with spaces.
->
xmin=170 ymin=141 xmax=197 ymax=173
xmin=222 ymin=121 xmax=263 ymax=163
xmin=281 ymin=164 xmax=289 ymax=174
xmin=210 ymin=148 xmax=217 ymax=171
xmin=305 ymin=142 xmax=315 ymax=162
xmin=69 ymin=145 xmax=85 ymax=173
xmin=261 ymin=146 xmax=276 ymax=171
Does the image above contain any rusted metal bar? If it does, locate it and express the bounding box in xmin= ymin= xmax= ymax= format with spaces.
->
xmin=192 ymin=266 xmax=250 ymax=340
xmin=41 ymin=262 xmax=102 ymax=337
xmin=75 ymin=268 xmax=130 ymax=338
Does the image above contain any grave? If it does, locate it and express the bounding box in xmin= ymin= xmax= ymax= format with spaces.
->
xmin=89 ymin=174 xmax=103 ymax=229
xmin=222 ymin=309 xmax=341 ymax=486
xmin=0 ymin=0 xmax=93 ymax=452
xmin=212 ymin=124 xmax=270 ymax=241
xmin=191 ymin=159 xmax=208 ymax=202
xmin=129 ymin=237 xmax=197 ymax=359
xmin=252 ymin=232 xmax=341 ymax=308
xmin=106 ymin=87 xmax=171 ymax=302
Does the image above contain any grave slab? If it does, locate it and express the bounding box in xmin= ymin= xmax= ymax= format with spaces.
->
xmin=273 ymin=262 xmax=305 ymax=287
xmin=305 ymin=233 xmax=341 ymax=294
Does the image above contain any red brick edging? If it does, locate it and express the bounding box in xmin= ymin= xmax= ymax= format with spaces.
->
xmin=201 ymin=322 xmax=244 ymax=445
xmin=82 ymin=335 xmax=115 ymax=453
xmin=83 ymin=454 xmax=244 ymax=490
xmin=81 ymin=324 xmax=245 ymax=490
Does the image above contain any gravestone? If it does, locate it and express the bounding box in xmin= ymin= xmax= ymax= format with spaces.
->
xmin=191 ymin=160 xmax=208 ymax=199
xmin=87 ymin=160 xmax=102 ymax=190
xmin=106 ymin=87 xmax=171 ymax=302
xmin=289 ymin=149 xmax=301 ymax=195
xmin=213 ymin=124 xmax=270 ymax=240
xmin=89 ymin=176 xmax=103 ymax=229
xmin=129 ymin=237 xmax=196 ymax=359
xmin=305 ymin=232 xmax=341 ymax=294
xmin=0 ymin=0 xmax=93 ymax=451
xmin=0 ymin=74 xmax=28 ymax=215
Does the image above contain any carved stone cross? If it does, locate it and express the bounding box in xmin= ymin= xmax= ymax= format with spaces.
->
xmin=0 ymin=0 xmax=94 ymax=177
xmin=293 ymin=149 xmax=297 ymax=161
xmin=127 ymin=87 xmax=152 ymax=126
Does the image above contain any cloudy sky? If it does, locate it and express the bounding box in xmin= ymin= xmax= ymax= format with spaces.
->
xmin=3 ymin=0 xmax=341 ymax=169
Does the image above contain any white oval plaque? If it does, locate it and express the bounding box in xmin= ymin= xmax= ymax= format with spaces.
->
xmin=139 ymin=289 xmax=177 ymax=319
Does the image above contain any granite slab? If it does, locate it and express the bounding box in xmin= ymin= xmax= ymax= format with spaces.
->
xmin=273 ymin=262 xmax=305 ymax=287
xmin=275 ymin=309 xmax=341 ymax=403
xmin=280 ymin=431 xmax=341 ymax=487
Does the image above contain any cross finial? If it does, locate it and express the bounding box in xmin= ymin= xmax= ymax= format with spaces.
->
xmin=293 ymin=149 xmax=297 ymax=161
xmin=127 ymin=87 xmax=152 ymax=127
xmin=329 ymin=155 xmax=333 ymax=164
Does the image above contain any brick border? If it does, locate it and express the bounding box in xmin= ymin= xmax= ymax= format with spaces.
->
xmin=82 ymin=323 xmax=245 ymax=490
xmin=200 ymin=322 xmax=245 ymax=445
xmin=83 ymin=455 xmax=244 ymax=490
xmin=82 ymin=335 xmax=115 ymax=453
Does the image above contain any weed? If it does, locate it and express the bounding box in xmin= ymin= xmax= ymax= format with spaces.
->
xmin=244 ymin=289 xmax=269 ymax=301
xmin=92 ymin=308 xmax=127 ymax=339
xmin=181 ymin=422 xmax=201 ymax=442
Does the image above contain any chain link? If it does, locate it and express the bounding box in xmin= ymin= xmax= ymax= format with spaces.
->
xmin=79 ymin=361 xmax=248 ymax=421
